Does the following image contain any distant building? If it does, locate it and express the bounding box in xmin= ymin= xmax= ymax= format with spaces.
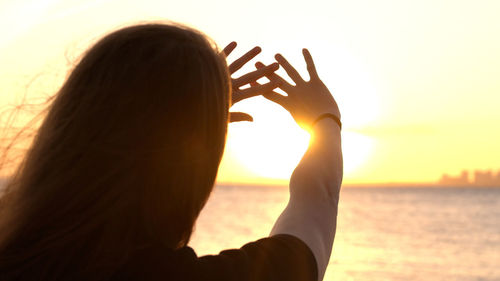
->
xmin=438 ymin=169 xmax=500 ymax=187
xmin=438 ymin=170 xmax=470 ymax=186
xmin=474 ymin=170 xmax=496 ymax=186
xmin=460 ymin=170 xmax=469 ymax=184
xmin=471 ymin=170 xmax=500 ymax=187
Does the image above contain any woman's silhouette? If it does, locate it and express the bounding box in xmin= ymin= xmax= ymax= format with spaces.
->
xmin=0 ymin=23 xmax=342 ymax=281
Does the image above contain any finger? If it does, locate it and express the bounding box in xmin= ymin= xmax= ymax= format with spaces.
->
xmin=230 ymin=112 xmax=253 ymax=122
xmin=233 ymin=81 xmax=280 ymax=103
xmin=233 ymin=63 xmax=279 ymax=87
xmin=275 ymin=53 xmax=305 ymax=85
xmin=262 ymin=91 xmax=289 ymax=109
xmin=228 ymin=46 xmax=261 ymax=74
xmin=274 ymin=54 xmax=305 ymax=85
xmin=302 ymin=48 xmax=319 ymax=81
xmin=255 ymin=62 xmax=294 ymax=92
xmin=251 ymin=80 xmax=289 ymax=108
xmin=222 ymin=41 xmax=237 ymax=57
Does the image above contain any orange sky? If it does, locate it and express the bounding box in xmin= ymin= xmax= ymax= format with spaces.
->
xmin=1 ymin=0 xmax=499 ymax=185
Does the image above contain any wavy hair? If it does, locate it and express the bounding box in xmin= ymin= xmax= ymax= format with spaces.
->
xmin=0 ymin=23 xmax=230 ymax=280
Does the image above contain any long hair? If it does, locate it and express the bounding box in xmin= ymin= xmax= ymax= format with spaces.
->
xmin=0 ymin=23 xmax=230 ymax=280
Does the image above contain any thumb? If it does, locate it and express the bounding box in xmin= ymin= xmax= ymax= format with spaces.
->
xmin=230 ymin=112 xmax=253 ymax=123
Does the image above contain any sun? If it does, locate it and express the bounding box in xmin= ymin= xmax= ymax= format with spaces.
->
xmin=222 ymin=96 xmax=376 ymax=183
xmin=226 ymin=98 xmax=310 ymax=180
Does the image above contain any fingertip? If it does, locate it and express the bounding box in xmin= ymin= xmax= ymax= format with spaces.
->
xmin=242 ymin=115 xmax=254 ymax=122
xmin=230 ymin=113 xmax=254 ymax=123
xmin=303 ymin=48 xmax=313 ymax=57
xmin=226 ymin=41 xmax=237 ymax=50
xmin=274 ymin=53 xmax=282 ymax=60
xmin=253 ymin=46 xmax=262 ymax=53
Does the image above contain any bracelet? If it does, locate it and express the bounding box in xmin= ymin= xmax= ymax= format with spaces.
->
xmin=310 ymin=113 xmax=342 ymax=130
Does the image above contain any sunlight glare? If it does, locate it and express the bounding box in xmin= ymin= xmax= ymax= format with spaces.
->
xmin=227 ymin=98 xmax=310 ymax=180
xmin=341 ymin=131 xmax=375 ymax=176
xmin=226 ymin=97 xmax=376 ymax=181
xmin=315 ymin=45 xmax=380 ymax=129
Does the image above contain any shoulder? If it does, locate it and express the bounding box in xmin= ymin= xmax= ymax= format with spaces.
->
xmin=110 ymin=245 xmax=198 ymax=281
xmin=196 ymin=234 xmax=318 ymax=281
xmin=111 ymin=234 xmax=317 ymax=281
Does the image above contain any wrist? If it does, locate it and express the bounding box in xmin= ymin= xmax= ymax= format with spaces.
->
xmin=311 ymin=113 xmax=342 ymax=130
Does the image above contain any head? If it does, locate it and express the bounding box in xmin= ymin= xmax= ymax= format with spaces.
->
xmin=0 ymin=23 xmax=230 ymax=279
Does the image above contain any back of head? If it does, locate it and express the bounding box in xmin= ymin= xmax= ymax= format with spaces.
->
xmin=0 ymin=23 xmax=230 ymax=280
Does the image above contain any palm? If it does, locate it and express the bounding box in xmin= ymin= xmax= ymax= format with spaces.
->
xmin=253 ymin=49 xmax=340 ymax=130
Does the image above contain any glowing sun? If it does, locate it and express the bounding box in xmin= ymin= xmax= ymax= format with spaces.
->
xmin=224 ymin=96 xmax=375 ymax=181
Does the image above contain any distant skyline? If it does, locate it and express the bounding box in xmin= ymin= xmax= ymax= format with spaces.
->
xmin=438 ymin=169 xmax=500 ymax=187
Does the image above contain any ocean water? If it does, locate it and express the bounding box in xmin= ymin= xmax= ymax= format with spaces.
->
xmin=189 ymin=186 xmax=500 ymax=281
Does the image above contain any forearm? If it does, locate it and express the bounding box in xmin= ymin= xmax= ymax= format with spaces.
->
xmin=270 ymin=118 xmax=343 ymax=281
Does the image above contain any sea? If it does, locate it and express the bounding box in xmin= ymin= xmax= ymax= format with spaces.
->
xmin=189 ymin=185 xmax=500 ymax=281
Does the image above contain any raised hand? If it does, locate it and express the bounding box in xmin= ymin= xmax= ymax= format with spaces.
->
xmin=222 ymin=42 xmax=280 ymax=122
xmin=254 ymin=49 xmax=340 ymax=129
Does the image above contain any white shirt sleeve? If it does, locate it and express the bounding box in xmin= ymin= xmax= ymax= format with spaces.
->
xmin=269 ymin=117 xmax=343 ymax=281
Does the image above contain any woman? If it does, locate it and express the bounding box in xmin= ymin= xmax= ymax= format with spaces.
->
xmin=0 ymin=23 xmax=342 ymax=281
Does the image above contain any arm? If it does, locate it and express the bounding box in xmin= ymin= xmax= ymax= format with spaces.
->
xmin=270 ymin=119 xmax=342 ymax=281
xmin=256 ymin=50 xmax=343 ymax=281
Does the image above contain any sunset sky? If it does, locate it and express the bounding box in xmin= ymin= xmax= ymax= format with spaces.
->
xmin=1 ymin=0 xmax=499 ymax=185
